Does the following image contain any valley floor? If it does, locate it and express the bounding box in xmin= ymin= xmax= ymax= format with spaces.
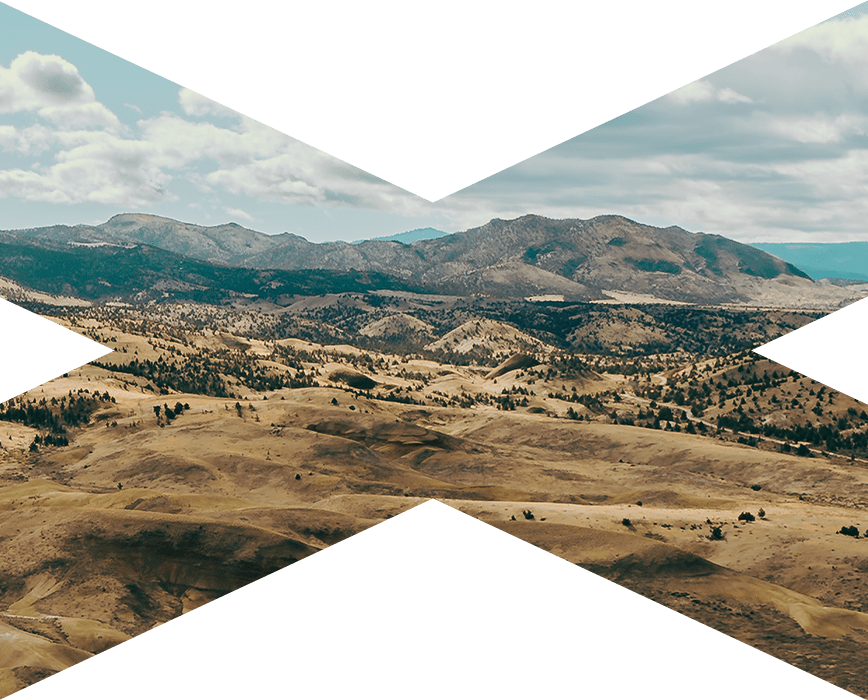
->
xmin=0 ymin=309 xmax=867 ymax=697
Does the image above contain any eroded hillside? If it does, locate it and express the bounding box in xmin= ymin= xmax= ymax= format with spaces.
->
xmin=1 ymin=303 xmax=868 ymax=696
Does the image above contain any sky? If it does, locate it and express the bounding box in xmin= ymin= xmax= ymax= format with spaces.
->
xmin=1 ymin=2 xmax=868 ymax=243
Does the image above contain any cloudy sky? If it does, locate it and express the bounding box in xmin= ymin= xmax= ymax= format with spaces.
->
xmin=1 ymin=2 xmax=868 ymax=243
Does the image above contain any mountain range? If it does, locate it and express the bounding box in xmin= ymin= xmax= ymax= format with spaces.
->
xmin=3 ymin=213 xmax=827 ymax=306
xmin=357 ymin=227 xmax=450 ymax=245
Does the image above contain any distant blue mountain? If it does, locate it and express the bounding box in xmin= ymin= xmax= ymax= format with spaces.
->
xmin=356 ymin=227 xmax=451 ymax=245
xmin=754 ymin=242 xmax=868 ymax=281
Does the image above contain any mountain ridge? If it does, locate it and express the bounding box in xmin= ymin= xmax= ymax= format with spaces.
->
xmin=5 ymin=212 xmax=822 ymax=305
xmin=357 ymin=227 xmax=451 ymax=245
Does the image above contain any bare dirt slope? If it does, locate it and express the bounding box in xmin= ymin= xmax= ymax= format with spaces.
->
xmin=2 ymin=314 xmax=868 ymax=697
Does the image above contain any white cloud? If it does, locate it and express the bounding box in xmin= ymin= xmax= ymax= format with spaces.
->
xmin=38 ymin=101 xmax=121 ymax=131
xmin=668 ymin=79 xmax=752 ymax=105
xmin=0 ymin=51 xmax=93 ymax=112
xmin=0 ymin=52 xmax=121 ymax=135
xmin=429 ymin=18 xmax=868 ymax=246
xmin=668 ymin=80 xmax=715 ymax=104
xmin=178 ymin=87 xmax=239 ymax=119
xmin=0 ymin=67 xmax=422 ymax=212
xmin=716 ymin=87 xmax=752 ymax=104
xmin=224 ymin=206 xmax=256 ymax=223
xmin=775 ymin=14 xmax=868 ymax=64
xmin=0 ymin=125 xmax=17 ymax=150
xmin=765 ymin=113 xmax=868 ymax=144
xmin=7 ymin=31 xmax=868 ymax=245
xmin=0 ymin=130 xmax=174 ymax=206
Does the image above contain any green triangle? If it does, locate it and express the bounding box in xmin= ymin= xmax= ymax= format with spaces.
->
xmin=16 ymin=501 xmax=854 ymax=700
xmin=755 ymin=299 xmax=868 ymax=402
xmin=1 ymin=0 xmax=857 ymax=201
xmin=0 ymin=299 xmax=111 ymax=401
